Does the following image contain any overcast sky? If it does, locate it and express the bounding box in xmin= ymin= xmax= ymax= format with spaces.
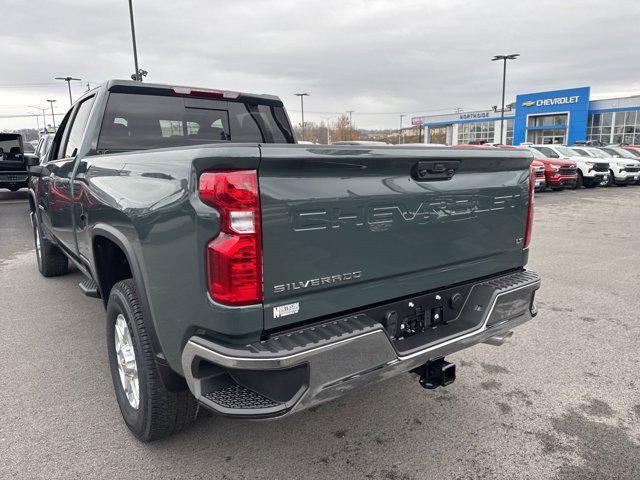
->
xmin=2 ymin=0 xmax=639 ymax=131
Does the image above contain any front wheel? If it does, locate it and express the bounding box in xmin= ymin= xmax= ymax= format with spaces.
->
xmin=106 ymin=279 xmax=199 ymax=442
xmin=606 ymin=170 xmax=615 ymax=187
xmin=574 ymin=171 xmax=583 ymax=189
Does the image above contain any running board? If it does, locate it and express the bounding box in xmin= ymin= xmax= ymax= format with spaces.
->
xmin=79 ymin=279 xmax=100 ymax=298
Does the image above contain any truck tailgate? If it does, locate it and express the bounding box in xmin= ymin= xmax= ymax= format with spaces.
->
xmin=259 ymin=145 xmax=532 ymax=329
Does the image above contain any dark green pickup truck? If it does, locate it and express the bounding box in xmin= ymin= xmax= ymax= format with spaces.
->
xmin=27 ymin=80 xmax=540 ymax=441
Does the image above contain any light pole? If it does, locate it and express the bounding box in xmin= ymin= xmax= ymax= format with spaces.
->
xmin=55 ymin=76 xmax=81 ymax=106
xmin=399 ymin=114 xmax=406 ymax=144
xmin=294 ymin=93 xmax=309 ymax=139
xmin=46 ymin=99 xmax=57 ymax=129
xmin=492 ymin=54 xmax=519 ymax=144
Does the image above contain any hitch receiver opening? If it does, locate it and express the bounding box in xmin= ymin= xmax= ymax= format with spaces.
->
xmin=416 ymin=358 xmax=456 ymax=390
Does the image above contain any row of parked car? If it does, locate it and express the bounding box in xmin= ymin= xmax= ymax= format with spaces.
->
xmin=453 ymin=142 xmax=640 ymax=192
xmin=521 ymin=143 xmax=640 ymax=192
xmin=2 ymin=130 xmax=640 ymax=194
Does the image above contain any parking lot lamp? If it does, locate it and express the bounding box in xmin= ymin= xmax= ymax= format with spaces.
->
xmin=399 ymin=114 xmax=406 ymax=144
xmin=492 ymin=54 xmax=519 ymax=144
xmin=55 ymin=77 xmax=81 ymax=106
xmin=46 ymin=99 xmax=57 ymax=129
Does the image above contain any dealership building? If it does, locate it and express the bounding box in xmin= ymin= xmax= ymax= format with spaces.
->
xmin=412 ymin=87 xmax=640 ymax=146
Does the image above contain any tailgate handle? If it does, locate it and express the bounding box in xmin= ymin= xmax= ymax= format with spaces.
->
xmin=413 ymin=160 xmax=460 ymax=181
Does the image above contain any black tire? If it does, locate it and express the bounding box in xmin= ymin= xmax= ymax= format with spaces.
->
xmin=33 ymin=214 xmax=68 ymax=277
xmin=551 ymin=187 xmax=564 ymax=191
xmin=106 ymin=279 xmax=199 ymax=442
xmin=574 ymin=171 xmax=583 ymax=189
xmin=606 ymin=170 xmax=615 ymax=187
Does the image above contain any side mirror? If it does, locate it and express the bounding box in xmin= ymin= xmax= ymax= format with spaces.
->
xmin=24 ymin=154 xmax=40 ymax=167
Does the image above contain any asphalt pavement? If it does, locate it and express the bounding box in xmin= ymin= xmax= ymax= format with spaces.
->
xmin=1 ymin=187 xmax=639 ymax=479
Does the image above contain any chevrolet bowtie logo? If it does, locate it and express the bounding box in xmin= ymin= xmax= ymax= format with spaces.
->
xmin=522 ymin=101 xmax=535 ymax=107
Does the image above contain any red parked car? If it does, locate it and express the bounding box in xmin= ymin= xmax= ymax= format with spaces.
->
xmin=531 ymin=160 xmax=547 ymax=191
xmin=490 ymin=145 xmax=549 ymax=191
xmin=526 ymin=149 xmax=578 ymax=190
xmin=622 ymin=145 xmax=640 ymax=158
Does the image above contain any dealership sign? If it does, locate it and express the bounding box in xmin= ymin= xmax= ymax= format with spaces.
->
xmin=514 ymin=87 xmax=590 ymax=146
xmin=459 ymin=112 xmax=490 ymax=120
xmin=521 ymin=95 xmax=581 ymax=108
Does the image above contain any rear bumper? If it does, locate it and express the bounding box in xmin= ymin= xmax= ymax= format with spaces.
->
xmin=182 ymin=269 xmax=541 ymax=418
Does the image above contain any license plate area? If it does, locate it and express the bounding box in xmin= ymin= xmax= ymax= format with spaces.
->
xmin=357 ymin=279 xmax=490 ymax=354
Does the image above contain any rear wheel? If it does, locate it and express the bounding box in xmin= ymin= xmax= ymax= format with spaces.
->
xmin=106 ymin=279 xmax=199 ymax=442
xmin=32 ymin=214 xmax=68 ymax=277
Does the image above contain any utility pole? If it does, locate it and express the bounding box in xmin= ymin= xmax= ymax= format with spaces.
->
xmin=294 ymin=93 xmax=309 ymax=140
xmin=492 ymin=54 xmax=519 ymax=144
xmin=55 ymin=77 xmax=81 ymax=106
xmin=399 ymin=114 xmax=406 ymax=144
xmin=128 ymin=0 xmax=147 ymax=81
xmin=46 ymin=99 xmax=57 ymax=129
xmin=346 ymin=110 xmax=354 ymax=139
xmin=29 ymin=106 xmax=47 ymax=134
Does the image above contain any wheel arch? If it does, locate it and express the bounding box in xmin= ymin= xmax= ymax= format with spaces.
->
xmin=91 ymin=224 xmax=187 ymax=391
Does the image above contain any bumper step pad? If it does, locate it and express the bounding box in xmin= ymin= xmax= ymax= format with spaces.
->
xmin=204 ymin=384 xmax=282 ymax=410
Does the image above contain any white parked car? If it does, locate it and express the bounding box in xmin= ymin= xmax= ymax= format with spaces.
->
xmin=571 ymin=146 xmax=640 ymax=187
xmin=520 ymin=144 xmax=609 ymax=188
xmin=597 ymin=146 xmax=640 ymax=185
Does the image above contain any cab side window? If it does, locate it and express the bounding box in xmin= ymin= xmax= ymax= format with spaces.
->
xmin=52 ymin=110 xmax=74 ymax=161
xmin=63 ymin=97 xmax=95 ymax=158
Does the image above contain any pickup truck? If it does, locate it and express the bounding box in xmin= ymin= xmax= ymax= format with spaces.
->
xmin=26 ymin=80 xmax=540 ymax=441
xmin=571 ymin=146 xmax=640 ymax=186
xmin=525 ymin=148 xmax=578 ymax=191
xmin=0 ymin=133 xmax=28 ymax=191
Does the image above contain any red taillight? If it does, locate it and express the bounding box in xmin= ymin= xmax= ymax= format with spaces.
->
xmin=199 ymin=170 xmax=262 ymax=306
xmin=524 ymin=167 xmax=535 ymax=248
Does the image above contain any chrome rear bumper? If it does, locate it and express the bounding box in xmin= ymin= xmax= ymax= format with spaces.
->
xmin=181 ymin=270 xmax=540 ymax=418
